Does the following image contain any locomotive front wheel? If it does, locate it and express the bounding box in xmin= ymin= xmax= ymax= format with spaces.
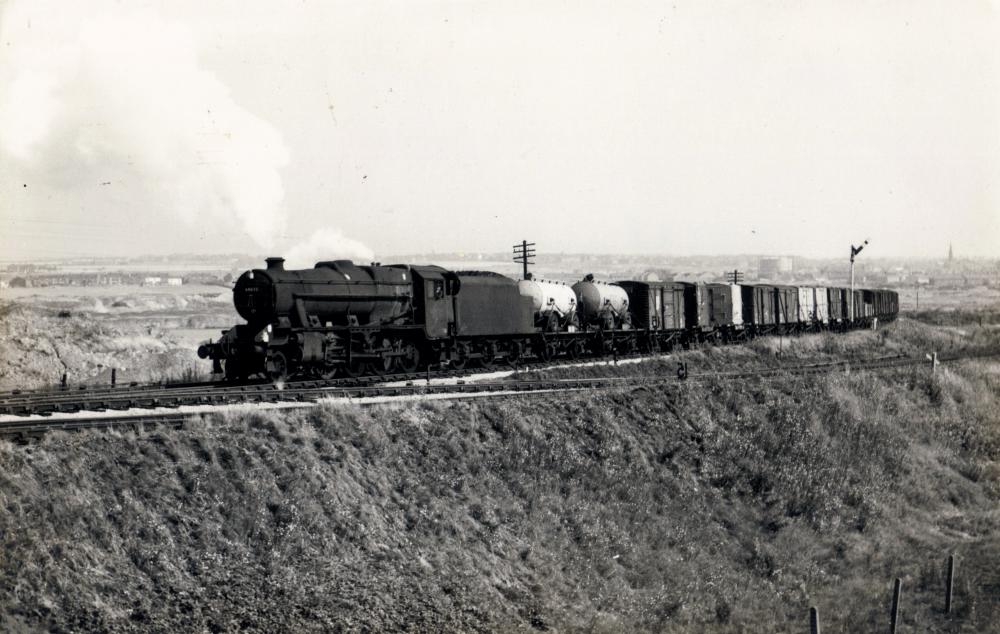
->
xmin=224 ymin=360 xmax=247 ymax=382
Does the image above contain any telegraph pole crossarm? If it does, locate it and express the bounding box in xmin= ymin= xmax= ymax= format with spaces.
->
xmin=513 ymin=240 xmax=536 ymax=281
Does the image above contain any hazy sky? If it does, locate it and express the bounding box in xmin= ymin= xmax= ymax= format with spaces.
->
xmin=1 ymin=0 xmax=998 ymax=262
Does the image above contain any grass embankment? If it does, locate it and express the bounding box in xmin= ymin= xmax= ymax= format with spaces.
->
xmin=1 ymin=319 xmax=999 ymax=632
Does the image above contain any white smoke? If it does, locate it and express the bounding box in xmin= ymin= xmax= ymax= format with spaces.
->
xmin=283 ymin=228 xmax=376 ymax=269
xmin=0 ymin=4 xmax=290 ymax=249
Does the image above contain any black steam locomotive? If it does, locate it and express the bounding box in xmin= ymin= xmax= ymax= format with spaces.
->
xmin=198 ymin=257 xmax=898 ymax=380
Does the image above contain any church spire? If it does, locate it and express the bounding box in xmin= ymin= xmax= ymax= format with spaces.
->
xmin=948 ymin=242 xmax=954 ymax=262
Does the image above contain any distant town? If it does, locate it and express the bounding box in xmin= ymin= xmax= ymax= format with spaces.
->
xmin=1 ymin=245 xmax=997 ymax=293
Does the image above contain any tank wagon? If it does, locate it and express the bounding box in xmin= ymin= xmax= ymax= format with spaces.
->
xmin=200 ymin=257 xmax=899 ymax=380
xmin=571 ymin=275 xmax=631 ymax=330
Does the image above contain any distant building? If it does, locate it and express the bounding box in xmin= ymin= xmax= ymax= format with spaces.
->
xmin=9 ymin=277 xmax=28 ymax=288
xmin=143 ymin=276 xmax=163 ymax=286
xmin=758 ymin=256 xmax=793 ymax=279
xmin=166 ymin=277 xmax=183 ymax=286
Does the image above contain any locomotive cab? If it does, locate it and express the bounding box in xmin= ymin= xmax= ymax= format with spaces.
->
xmin=409 ymin=266 xmax=460 ymax=338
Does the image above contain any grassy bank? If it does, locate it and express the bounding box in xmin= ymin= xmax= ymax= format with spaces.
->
xmin=1 ymin=325 xmax=999 ymax=631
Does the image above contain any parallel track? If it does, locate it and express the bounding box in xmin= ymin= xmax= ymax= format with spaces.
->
xmin=1 ymin=348 xmax=996 ymax=437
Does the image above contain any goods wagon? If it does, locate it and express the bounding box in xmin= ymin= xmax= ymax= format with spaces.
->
xmin=741 ymin=284 xmax=777 ymax=332
xmin=797 ymin=287 xmax=816 ymax=323
xmin=705 ymin=284 xmax=743 ymax=328
xmin=774 ymin=285 xmax=800 ymax=327
xmin=674 ymin=282 xmax=709 ymax=332
xmin=813 ymin=287 xmax=829 ymax=324
xmin=827 ymin=288 xmax=847 ymax=323
xmin=617 ymin=281 xmax=686 ymax=332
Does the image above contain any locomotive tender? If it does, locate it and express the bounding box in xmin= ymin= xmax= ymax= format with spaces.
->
xmin=199 ymin=257 xmax=899 ymax=380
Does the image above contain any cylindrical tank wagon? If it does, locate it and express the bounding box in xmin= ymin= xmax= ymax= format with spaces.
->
xmin=572 ymin=276 xmax=631 ymax=330
xmin=517 ymin=279 xmax=578 ymax=331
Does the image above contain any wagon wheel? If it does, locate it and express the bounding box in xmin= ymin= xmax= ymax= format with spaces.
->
xmin=397 ymin=341 xmax=421 ymax=374
xmin=478 ymin=341 xmax=497 ymax=368
xmin=450 ymin=342 xmax=469 ymax=370
xmin=265 ymin=351 xmax=289 ymax=382
xmin=539 ymin=339 xmax=557 ymax=362
xmin=567 ymin=339 xmax=582 ymax=360
xmin=506 ymin=341 xmax=522 ymax=367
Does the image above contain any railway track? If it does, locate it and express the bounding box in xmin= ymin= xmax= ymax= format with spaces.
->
xmin=1 ymin=347 xmax=997 ymax=438
xmin=0 ymin=371 xmax=436 ymax=417
xmin=0 ymin=355 xmax=632 ymax=418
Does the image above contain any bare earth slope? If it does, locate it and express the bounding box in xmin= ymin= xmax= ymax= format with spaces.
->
xmin=1 ymin=321 xmax=999 ymax=632
xmin=0 ymin=297 xmax=228 ymax=389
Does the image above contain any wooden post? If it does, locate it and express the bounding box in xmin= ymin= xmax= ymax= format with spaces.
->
xmin=809 ymin=606 xmax=820 ymax=634
xmin=945 ymin=554 xmax=955 ymax=614
xmin=111 ymin=368 xmax=117 ymax=386
xmin=61 ymin=372 xmax=67 ymax=389
xmin=890 ymin=578 xmax=902 ymax=634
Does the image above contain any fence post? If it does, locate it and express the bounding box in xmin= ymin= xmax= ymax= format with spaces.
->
xmin=61 ymin=372 xmax=67 ymax=389
xmin=809 ymin=606 xmax=820 ymax=634
xmin=111 ymin=367 xmax=117 ymax=387
xmin=890 ymin=578 xmax=902 ymax=634
xmin=945 ymin=554 xmax=955 ymax=614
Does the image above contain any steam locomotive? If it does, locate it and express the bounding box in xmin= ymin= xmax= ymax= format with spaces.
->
xmin=198 ymin=256 xmax=899 ymax=380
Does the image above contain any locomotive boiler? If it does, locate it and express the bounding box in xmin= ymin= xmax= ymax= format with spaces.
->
xmin=231 ymin=257 xmax=412 ymax=328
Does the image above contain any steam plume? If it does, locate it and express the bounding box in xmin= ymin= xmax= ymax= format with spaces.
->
xmin=0 ymin=4 xmax=286 ymax=250
xmin=283 ymin=228 xmax=376 ymax=269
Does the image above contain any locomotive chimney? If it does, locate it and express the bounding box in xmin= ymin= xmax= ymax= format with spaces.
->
xmin=265 ymin=257 xmax=285 ymax=271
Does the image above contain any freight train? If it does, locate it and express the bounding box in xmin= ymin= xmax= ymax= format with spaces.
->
xmin=198 ymin=257 xmax=899 ymax=380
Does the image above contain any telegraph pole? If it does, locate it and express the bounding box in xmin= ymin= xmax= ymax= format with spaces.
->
xmin=849 ymin=240 xmax=868 ymax=318
xmin=512 ymin=240 xmax=536 ymax=281
xmin=726 ymin=269 xmax=744 ymax=284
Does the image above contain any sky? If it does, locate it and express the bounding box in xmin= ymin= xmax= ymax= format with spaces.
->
xmin=1 ymin=0 xmax=998 ymax=263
